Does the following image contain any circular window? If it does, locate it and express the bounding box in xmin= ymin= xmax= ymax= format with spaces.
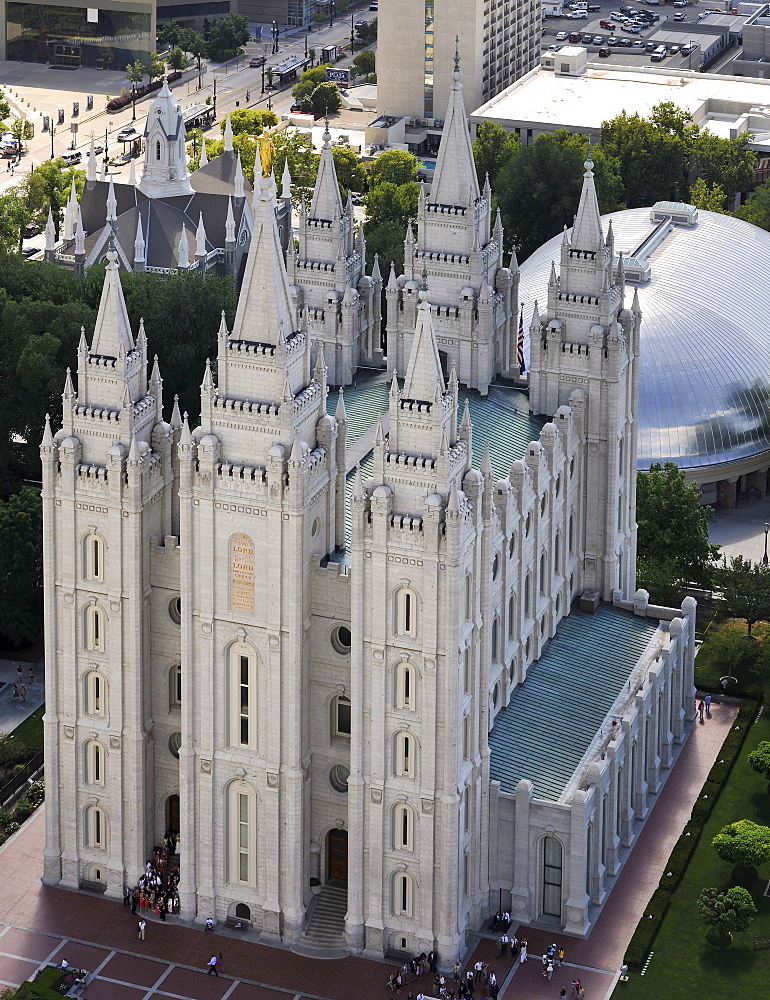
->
xmin=331 ymin=624 xmax=352 ymax=655
xmin=168 ymin=732 xmax=182 ymax=759
xmin=168 ymin=595 xmax=181 ymax=625
xmin=329 ymin=763 xmax=350 ymax=793
xmin=508 ymin=533 xmax=516 ymax=559
xmin=525 ymin=512 xmax=532 ymax=537
xmin=311 ymin=517 xmax=320 ymax=537
xmin=492 ymin=553 xmax=500 ymax=580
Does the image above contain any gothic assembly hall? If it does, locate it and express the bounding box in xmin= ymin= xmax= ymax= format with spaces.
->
xmin=40 ymin=65 xmax=697 ymax=965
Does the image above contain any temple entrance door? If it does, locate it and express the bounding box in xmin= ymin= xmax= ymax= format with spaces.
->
xmin=166 ymin=794 xmax=180 ymax=836
xmin=327 ymin=828 xmax=348 ymax=882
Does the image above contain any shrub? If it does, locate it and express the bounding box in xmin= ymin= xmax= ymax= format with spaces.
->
xmin=697 ymin=885 xmax=757 ymax=946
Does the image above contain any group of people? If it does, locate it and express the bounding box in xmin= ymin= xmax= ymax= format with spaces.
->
xmin=387 ymin=952 xmax=501 ymax=1000
xmin=124 ymin=837 xmax=181 ymax=922
xmin=540 ymin=942 xmax=566 ymax=981
xmin=697 ymin=693 xmax=713 ymax=722
xmin=11 ymin=664 xmax=33 ymax=703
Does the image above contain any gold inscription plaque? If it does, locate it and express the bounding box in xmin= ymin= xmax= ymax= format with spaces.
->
xmin=231 ymin=533 xmax=255 ymax=612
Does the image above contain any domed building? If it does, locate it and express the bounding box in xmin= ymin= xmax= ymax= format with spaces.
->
xmin=519 ymin=204 xmax=770 ymax=508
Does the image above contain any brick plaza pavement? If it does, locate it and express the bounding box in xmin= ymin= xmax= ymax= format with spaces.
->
xmin=0 ymin=698 xmax=738 ymax=1000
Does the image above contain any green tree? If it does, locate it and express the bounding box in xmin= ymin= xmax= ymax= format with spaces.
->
xmin=694 ymin=130 xmax=754 ymax=204
xmin=0 ymin=91 xmax=11 ymax=121
xmin=705 ymin=622 xmax=758 ymax=683
xmin=368 ymin=148 xmax=419 ymax=188
xmin=689 ymin=176 xmax=728 ymax=214
xmin=309 ymin=81 xmax=342 ymax=117
xmin=0 ymin=488 xmax=43 ymax=646
xmin=494 ymin=131 xmax=624 ymax=260
xmin=181 ymin=30 xmax=207 ymax=87
xmin=748 ymin=741 xmax=770 ymax=787
xmin=697 ymin=886 xmax=757 ymax=946
xmin=17 ymin=160 xmax=85 ymax=240
xmin=713 ymin=819 xmax=770 ymax=884
xmin=205 ymin=13 xmax=250 ymax=61
xmin=364 ymin=180 xmax=420 ymax=273
xmin=308 ymin=47 xmax=316 ymax=67
xmin=0 ymin=189 xmax=30 ymax=253
xmin=148 ymin=49 xmax=165 ymax=81
xmin=737 ymin=179 xmax=770 ymax=232
xmin=292 ymin=65 xmax=332 ymax=102
xmin=332 ymin=145 xmax=367 ymax=193
xmin=157 ymin=19 xmax=185 ymax=47
xmin=271 ymin=130 xmax=319 ymax=191
xmin=636 ymin=461 xmax=720 ymax=594
xmin=717 ymin=556 xmax=770 ymax=634
xmin=356 ymin=17 xmax=377 ymax=44
xmin=352 ymin=49 xmax=375 ymax=76
xmin=472 ymin=120 xmax=520 ymax=189
xmin=9 ymin=118 xmax=33 ymax=155
xmin=600 ymin=105 xmax=690 ymax=207
xmin=125 ymin=59 xmax=147 ymax=118
xmin=166 ymin=46 xmax=187 ymax=72
xmin=221 ymin=108 xmax=277 ymax=137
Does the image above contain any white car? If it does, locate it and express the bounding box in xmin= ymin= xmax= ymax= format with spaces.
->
xmin=556 ymin=30 xmax=569 ymax=38
xmin=610 ymin=9 xmax=625 ymax=17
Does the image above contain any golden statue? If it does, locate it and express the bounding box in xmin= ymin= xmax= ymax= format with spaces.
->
xmin=257 ymin=134 xmax=275 ymax=177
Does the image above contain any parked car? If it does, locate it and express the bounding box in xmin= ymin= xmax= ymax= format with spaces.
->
xmin=548 ymin=43 xmax=563 ymax=49
xmin=645 ymin=39 xmax=657 ymax=50
xmin=249 ymin=56 xmax=266 ymax=67
xmin=673 ymin=1 xmax=688 ymax=6
xmin=568 ymin=30 xmax=582 ymax=40
xmin=290 ymin=102 xmax=305 ymax=112
xmin=582 ymin=32 xmax=593 ymax=41
xmin=599 ymin=46 xmax=611 ymax=55
xmin=61 ymin=150 xmax=82 ymax=165
xmin=610 ymin=9 xmax=625 ymax=17
xmin=22 ymin=223 xmax=41 ymax=238
xmin=673 ymin=11 xmax=685 ymax=18
xmin=633 ymin=38 xmax=645 ymax=46
xmin=587 ymin=4 xmax=602 ymax=9
xmin=117 ymin=126 xmax=137 ymax=141
xmin=607 ymin=36 xmax=619 ymax=44
xmin=599 ymin=19 xmax=616 ymax=29
xmin=681 ymin=42 xmax=697 ymax=53
xmin=621 ymin=23 xmax=640 ymax=31
xmin=669 ymin=43 xmax=681 ymax=53
xmin=556 ymin=30 xmax=570 ymax=39
xmin=592 ymin=35 xmax=604 ymax=43
xmin=617 ymin=36 xmax=632 ymax=45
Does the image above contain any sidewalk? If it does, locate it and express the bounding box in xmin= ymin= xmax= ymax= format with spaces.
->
xmin=0 ymin=656 xmax=44 ymax=735
xmin=708 ymin=496 xmax=770 ymax=564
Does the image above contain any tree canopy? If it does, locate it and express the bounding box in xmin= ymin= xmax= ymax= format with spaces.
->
xmin=748 ymin=741 xmax=770 ymax=785
xmin=696 ymin=886 xmax=757 ymax=945
xmin=368 ymin=149 xmax=419 ymax=188
xmin=636 ymin=462 xmax=720 ymax=597
xmin=712 ymin=819 xmax=770 ymax=871
xmin=205 ymin=13 xmax=249 ymax=61
xmin=221 ymin=109 xmax=277 ymax=137
xmin=0 ymin=489 xmax=42 ymax=646
xmin=717 ymin=556 xmax=770 ymax=634
xmin=309 ymin=81 xmax=342 ymax=117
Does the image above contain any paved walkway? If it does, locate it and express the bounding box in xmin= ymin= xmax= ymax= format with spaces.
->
xmin=0 ymin=656 xmax=44 ymax=735
xmin=0 ymin=699 xmax=738 ymax=1000
xmin=708 ymin=497 xmax=770 ymax=563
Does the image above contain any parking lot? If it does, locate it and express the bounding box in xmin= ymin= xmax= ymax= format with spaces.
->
xmin=541 ymin=0 xmax=726 ymax=69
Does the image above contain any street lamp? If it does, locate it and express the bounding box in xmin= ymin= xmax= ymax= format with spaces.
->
xmin=330 ymin=0 xmax=335 ymax=28
xmin=763 ymin=522 xmax=769 ymax=565
xmin=213 ymin=78 xmax=217 ymax=117
xmin=50 ymin=123 xmax=55 ymax=160
xmin=350 ymin=12 xmax=354 ymax=50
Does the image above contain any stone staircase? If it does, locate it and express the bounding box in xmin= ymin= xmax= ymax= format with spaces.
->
xmin=299 ymin=884 xmax=348 ymax=957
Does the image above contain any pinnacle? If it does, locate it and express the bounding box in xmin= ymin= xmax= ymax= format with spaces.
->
xmin=428 ymin=61 xmax=480 ymax=210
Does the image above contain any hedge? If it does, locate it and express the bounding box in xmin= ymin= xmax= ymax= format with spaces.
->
xmin=106 ymin=72 xmax=182 ymax=111
xmin=14 ymin=965 xmax=65 ymax=999
xmin=0 ymin=779 xmax=44 ymax=845
xmin=624 ymin=698 xmax=760 ymax=968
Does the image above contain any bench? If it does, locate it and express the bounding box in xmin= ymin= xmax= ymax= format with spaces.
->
xmin=225 ymin=916 xmax=251 ymax=933
xmin=753 ymin=935 xmax=770 ymax=950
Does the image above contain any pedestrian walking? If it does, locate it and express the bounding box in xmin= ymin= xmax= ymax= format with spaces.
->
xmin=474 ymin=961 xmax=483 ymax=982
xmin=541 ymin=955 xmax=549 ymax=976
xmin=698 ymin=698 xmax=705 ymax=722
xmin=705 ymin=693 xmax=712 ymax=716
xmin=28 ymin=666 xmax=34 ymax=684
xmin=138 ymin=919 xmax=146 ymax=940
xmin=453 ymin=962 xmax=461 ymax=982
xmin=205 ymin=917 xmax=214 ymax=932
xmin=20 ymin=684 xmax=26 ymax=703
xmin=123 ymin=886 xmax=130 ymax=907
xmin=560 ymin=990 xmax=567 ymax=1000
xmin=519 ymin=941 xmax=528 ymax=963
xmin=12 ymin=683 xmax=18 ymax=700
xmin=571 ymin=981 xmax=579 ymax=998
xmin=558 ymin=946 xmax=565 ymax=966
xmin=207 ymin=954 xmax=218 ymax=976
xmin=546 ymin=962 xmax=554 ymax=982
xmin=499 ymin=934 xmax=508 ymax=957
xmin=16 ymin=664 xmax=22 ymax=682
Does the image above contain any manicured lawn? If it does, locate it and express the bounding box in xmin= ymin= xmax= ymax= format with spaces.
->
xmin=617 ymin=709 xmax=770 ymax=999
xmin=10 ymin=704 xmax=44 ymax=749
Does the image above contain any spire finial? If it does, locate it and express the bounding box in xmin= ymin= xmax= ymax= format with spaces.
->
xmin=584 ymin=141 xmax=594 ymax=174
xmin=421 ymin=262 xmax=429 ymax=294
xmin=454 ymin=35 xmax=460 ymax=74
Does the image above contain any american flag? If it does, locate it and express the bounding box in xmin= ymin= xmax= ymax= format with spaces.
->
xmin=517 ymin=304 xmax=525 ymax=375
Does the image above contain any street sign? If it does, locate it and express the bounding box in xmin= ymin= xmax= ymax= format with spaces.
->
xmin=326 ymin=67 xmax=350 ymax=86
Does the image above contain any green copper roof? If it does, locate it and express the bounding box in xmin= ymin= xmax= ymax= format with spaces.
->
xmin=327 ymin=368 xmax=390 ymax=445
xmin=459 ymin=384 xmax=547 ymax=479
xmin=489 ymin=604 xmax=660 ymax=802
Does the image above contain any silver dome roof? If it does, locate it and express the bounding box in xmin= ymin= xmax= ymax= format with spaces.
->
xmin=518 ymin=208 xmax=770 ymax=473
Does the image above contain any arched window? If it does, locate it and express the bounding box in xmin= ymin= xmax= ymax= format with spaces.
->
xmin=155 ymin=139 xmax=161 ymax=160
xmin=393 ymin=803 xmax=415 ymax=850
xmin=525 ymin=512 xmax=532 ymax=537
xmin=463 ymin=715 xmax=470 ymax=759
xmin=393 ymin=870 xmax=414 ymax=917
xmin=85 ymin=671 xmax=105 ymax=715
xmin=396 ymin=587 xmax=418 ymax=637
xmin=332 ymin=694 xmax=351 ymax=737
xmin=85 ymin=604 xmax=105 ymax=652
xmin=229 ymin=642 xmax=257 ymax=749
xmin=543 ymin=836 xmax=563 ymax=917
xmin=540 ymin=493 xmax=547 ymax=517
xmin=394 ymin=731 xmax=415 ymax=777
xmin=85 ymin=739 xmax=104 ymax=785
xmin=540 ymin=551 xmax=548 ymax=593
xmin=395 ymin=661 xmax=415 ymax=710
xmin=463 ymin=786 xmax=471 ymax=832
xmin=464 ymin=572 xmax=473 ymax=620
xmin=86 ymin=805 xmax=105 ymax=849
xmin=508 ymin=594 xmax=516 ymax=639
xmin=491 ymin=615 xmax=500 ymax=662
xmin=524 ymin=573 xmax=531 ymax=616
xmin=618 ymin=435 xmax=624 ymax=473
xmin=463 ymin=647 xmax=471 ymax=693
xmin=169 ymin=664 xmax=182 ymax=710
xmin=228 ymin=782 xmax=257 ymax=886
xmin=554 ymin=533 xmax=561 ymax=574
xmin=569 ymin=514 xmax=575 ymax=555
xmin=508 ymin=533 xmax=516 ymax=559
xmin=82 ymin=533 xmax=104 ymax=582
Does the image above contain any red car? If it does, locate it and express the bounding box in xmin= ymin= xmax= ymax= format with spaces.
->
xmin=599 ymin=18 xmax=616 ymax=29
